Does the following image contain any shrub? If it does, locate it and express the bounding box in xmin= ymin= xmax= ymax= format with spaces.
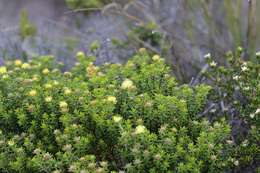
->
xmin=65 ymin=0 xmax=110 ymax=9
xmin=0 ymin=50 xmax=234 ymax=172
xmin=19 ymin=9 xmax=37 ymax=41
xmin=203 ymin=48 xmax=260 ymax=172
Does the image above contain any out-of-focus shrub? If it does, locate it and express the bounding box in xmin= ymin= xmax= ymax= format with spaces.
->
xmin=203 ymin=48 xmax=260 ymax=172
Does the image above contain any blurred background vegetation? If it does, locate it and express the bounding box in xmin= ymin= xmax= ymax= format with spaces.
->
xmin=0 ymin=0 xmax=259 ymax=82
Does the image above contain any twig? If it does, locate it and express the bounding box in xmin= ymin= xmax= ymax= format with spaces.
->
xmin=64 ymin=8 xmax=103 ymax=14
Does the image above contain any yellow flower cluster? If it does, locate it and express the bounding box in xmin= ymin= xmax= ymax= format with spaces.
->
xmin=42 ymin=68 xmax=50 ymax=75
xmin=28 ymin=90 xmax=37 ymax=97
xmin=107 ymin=96 xmax=117 ymax=104
xmin=121 ymin=79 xmax=135 ymax=90
xmin=21 ymin=63 xmax=30 ymax=69
xmin=135 ymin=125 xmax=146 ymax=134
xmin=59 ymin=101 xmax=69 ymax=113
xmin=86 ymin=63 xmax=98 ymax=77
xmin=112 ymin=116 xmax=122 ymax=123
xmin=45 ymin=96 xmax=52 ymax=103
xmin=14 ymin=60 xmax=22 ymax=66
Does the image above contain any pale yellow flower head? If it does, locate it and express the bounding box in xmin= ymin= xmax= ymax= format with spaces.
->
xmin=21 ymin=63 xmax=30 ymax=69
xmin=152 ymin=55 xmax=161 ymax=61
xmin=76 ymin=51 xmax=85 ymax=58
xmin=45 ymin=96 xmax=52 ymax=102
xmin=210 ymin=61 xmax=217 ymax=67
xmin=135 ymin=125 xmax=146 ymax=134
xmin=59 ymin=101 xmax=68 ymax=108
xmin=53 ymin=80 xmax=59 ymax=86
xmin=112 ymin=116 xmax=122 ymax=123
xmin=121 ymin=79 xmax=135 ymax=90
xmin=28 ymin=90 xmax=37 ymax=97
xmin=64 ymin=88 xmax=72 ymax=95
xmin=14 ymin=59 xmax=22 ymax=66
xmin=139 ymin=47 xmax=146 ymax=54
xmin=107 ymin=96 xmax=117 ymax=104
xmin=64 ymin=72 xmax=72 ymax=77
xmin=44 ymin=83 xmax=53 ymax=89
xmin=0 ymin=66 xmax=7 ymax=74
xmin=42 ymin=68 xmax=50 ymax=75
xmin=8 ymin=140 xmax=15 ymax=146
xmin=2 ymin=74 xmax=9 ymax=79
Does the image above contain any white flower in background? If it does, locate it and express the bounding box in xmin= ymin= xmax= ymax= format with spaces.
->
xmin=243 ymin=86 xmax=250 ymax=91
xmin=241 ymin=65 xmax=248 ymax=72
xmin=233 ymin=75 xmax=240 ymax=81
xmin=204 ymin=53 xmax=211 ymax=59
xmin=121 ymin=79 xmax=135 ymax=90
xmin=226 ymin=140 xmax=233 ymax=145
xmin=249 ymin=113 xmax=255 ymax=119
xmin=113 ymin=116 xmax=122 ymax=123
xmin=255 ymin=108 xmax=260 ymax=114
xmin=234 ymin=160 xmax=239 ymax=166
xmin=135 ymin=125 xmax=146 ymax=134
xmin=256 ymin=51 xmax=260 ymax=57
xmin=242 ymin=140 xmax=248 ymax=147
xmin=209 ymin=61 xmax=217 ymax=67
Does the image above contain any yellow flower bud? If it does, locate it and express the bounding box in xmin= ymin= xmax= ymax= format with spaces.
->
xmin=76 ymin=51 xmax=85 ymax=59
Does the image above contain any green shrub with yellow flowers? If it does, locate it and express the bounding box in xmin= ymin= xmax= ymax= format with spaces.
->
xmin=0 ymin=49 xmax=240 ymax=172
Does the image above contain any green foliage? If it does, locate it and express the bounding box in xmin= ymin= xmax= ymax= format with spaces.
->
xmin=129 ymin=22 xmax=163 ymax=47
xmin=0 ymin=50 xmax=235 ymax=172
xmin=90 ymin=40 xmax=101 ymax=52
xmin=19 ymin=9 xmax=37 ymax=41
xmin=204 ymin=48 xmax=260 ymax=170
xmin=65 ymin=0 xmax=110 ymax=9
